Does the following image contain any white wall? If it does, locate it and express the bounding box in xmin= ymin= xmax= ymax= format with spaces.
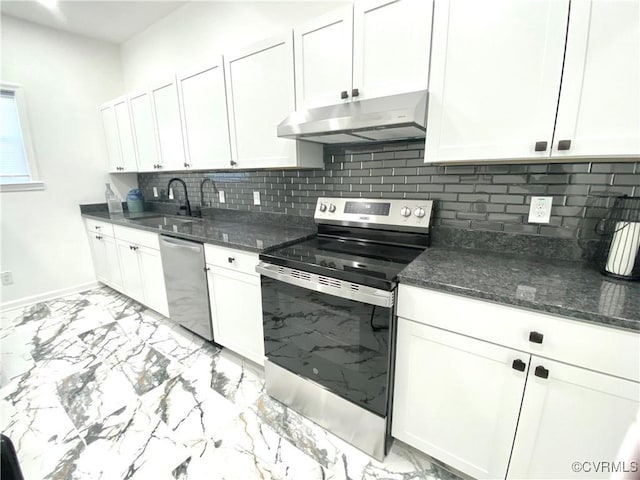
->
xmin=122 ymin=1 xmax=350 ymax=90
xmin=0 ymin=16 xmax=134 ymax=307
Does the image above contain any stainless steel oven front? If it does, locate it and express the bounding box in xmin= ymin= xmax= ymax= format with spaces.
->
xmin=256 ymin=261 xmax=396 ymax=460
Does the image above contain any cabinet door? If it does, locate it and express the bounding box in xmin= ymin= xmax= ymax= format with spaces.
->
xmin=392 ymin=318 xmax=527 ymax=480
xmin=294 ymin=7 xmax=353 ymax=109
xmin=99 ymin=103 xmax=122 ymax=172
xmin=87 ymin=232 xmax=109 ymax=283
xmin=137 ymin=245 xmax=169 ymax=317
xmin=207 ymin=266 xmax=264 ymax=365
xmin=115 ymin=240 xmax=144 ymax=304
xmin=553 ymin=0 xmax=640 ymax=158
xmin=129 ymin=91 xmax=161 ymax=172
xmin=353 ymin=0 xmax=432 ymax=100
xmin=150 ymin=79 xmax=186 ymax=171
xmin=103 ymin=235 xmax=123 ymax=291
xmin=509 ymin=358 xmax=640 ymax=479
xmin=425 ymin=0 xmax=568 ymax=163
xmin=225 ymin=33 xmax=298 ymax=169
xmin=177 ymin=60 xmax=232 ymax=170
xmin=113 ymin=97 xmax=138 ymax=172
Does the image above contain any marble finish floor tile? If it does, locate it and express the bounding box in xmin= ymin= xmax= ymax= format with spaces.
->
xmin=0 ymin=286 xmax=463 ymax=480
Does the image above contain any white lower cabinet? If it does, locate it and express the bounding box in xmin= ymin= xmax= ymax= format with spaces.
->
xmin=87 ymin=222 xmax=169 ymax=317
xmin=392 ymin=319 xmax=527 ymax=480
xmin=86 ymin=230 xmax=122 ymax=291
xmin=204 ymin=244 xmax=264 ymax=365
xmin=393 ymin=285 xmax=640 ymax=480
xmin=508 ymin=358 xmax=640 ymax=479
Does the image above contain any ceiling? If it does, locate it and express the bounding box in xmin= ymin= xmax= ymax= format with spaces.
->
xmin=0 ymin=1 xmax=188 ymax=44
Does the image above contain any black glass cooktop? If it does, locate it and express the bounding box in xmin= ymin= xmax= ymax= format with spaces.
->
xmin=259 ymin=235 xmax=425 ymax=290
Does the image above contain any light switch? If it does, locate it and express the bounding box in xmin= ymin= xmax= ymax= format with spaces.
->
xmin=219 ymin=191 xmax=225 ymax=203
xmin=153 ymin=187 xmax=158 ymax=198
xmin=253 ymin=191 xmax=261 ymax=205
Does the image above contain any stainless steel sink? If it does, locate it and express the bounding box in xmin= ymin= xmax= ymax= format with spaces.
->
xmin=130 ymin=216 xmax=195 ymax=228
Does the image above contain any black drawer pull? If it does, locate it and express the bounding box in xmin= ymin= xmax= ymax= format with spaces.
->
xmin=512 ymin=359 xmax=526 ymax=372
xmin=534 ymin=141 xmax=548 ymax=152
xmin=529 ymin=331 xmax=544 ymax=344
xmin=340 ymin=90 xmax=349 ymax=99
xmin=228 ymin=257 xmax=235 ymax=263
xmin=557 ymin=139 xmax=572 ymax=150
xmin=534 ymin=365 xmax=549 ymax=379
xmin=351 ymin=88 xmax=359 ymax=98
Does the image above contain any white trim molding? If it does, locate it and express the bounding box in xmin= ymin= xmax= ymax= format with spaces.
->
xmin=0 ymin=281 xmax=100 ymax=312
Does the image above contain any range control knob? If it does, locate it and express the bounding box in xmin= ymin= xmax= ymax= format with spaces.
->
xmin=400 ymin=206 xmax=412 ymax=217
xmin=319 ymin=203 xmax=327 ymax=212
xmin=414 ymin=207 xmax=426 ymax=218
xmin=328 ymin=204 xmax=336 ymax=213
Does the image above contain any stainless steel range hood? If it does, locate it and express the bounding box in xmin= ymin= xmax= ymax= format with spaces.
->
xmin=277 ymin=90 xmax=428 ymax=145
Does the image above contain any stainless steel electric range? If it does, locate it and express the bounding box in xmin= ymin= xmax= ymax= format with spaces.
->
xmin=256 ymin=197 xmax=433 ymax=461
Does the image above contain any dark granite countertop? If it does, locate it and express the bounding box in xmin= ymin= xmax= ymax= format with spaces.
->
xmin=81 ymin=210 xmax=316 ymax=253
xmin=399 ymin=247 xmax=640 ymax=333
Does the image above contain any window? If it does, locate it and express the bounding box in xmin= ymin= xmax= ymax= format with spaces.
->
xmin=0 ymin=85 xmax=43 ymax=191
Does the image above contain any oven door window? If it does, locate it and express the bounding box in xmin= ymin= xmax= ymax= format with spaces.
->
xmin=261 ymin=276 xmax=392 ymax=416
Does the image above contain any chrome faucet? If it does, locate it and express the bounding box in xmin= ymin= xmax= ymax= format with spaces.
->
xmin=200 ymin=177 xmax=218 ymax=207
xmin=167 ymin=178 xmax=192 ymax=216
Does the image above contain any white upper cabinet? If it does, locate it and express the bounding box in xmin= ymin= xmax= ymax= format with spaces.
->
xmin=177 ymin=59 xmax=233 ymax=170
xmin=553 ymin=0 xmax=640 ymax=159
xmin=425 ymin=0 xmax=569 ymax=163
xmin=113 ymin=97 xmax=138 ymax=172
xmin=150 ymin=79 xmax=186 ymax=171
xmin=129 ymin=90 xmax=161 ymax=172
xmin=353 ymin=0 xmax=433 ymax=101
xmin=99 ymin=103 xmax=122 ymax=172
xmin=294 ymin=7 xmax=354 ymax=110
xmin=294 ymin=0 xmax=433 ymax=109
xmin=225 ymin=32 xmax=323 ymax=169
xmin=100 ymin=98 xmax=138 ymax=173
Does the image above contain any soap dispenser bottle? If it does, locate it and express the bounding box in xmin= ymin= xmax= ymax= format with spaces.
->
xmin=105 ymin=183 xmax=123 ymax=215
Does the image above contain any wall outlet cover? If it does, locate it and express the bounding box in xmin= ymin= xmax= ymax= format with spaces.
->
xmin=219 ymin=191 xmax=225 ymax=203
xmin=253 ymin=191 xmax=261 ymax=205
xmin=168 ymin=188 xmax=174 ymax=200
xmin=1 ymin=271 xmax=13 ymax=286
xmin=528 ymin=196 xmax=553 ymax=224
xmin=153 ymin=187 xmax=158 ymax=198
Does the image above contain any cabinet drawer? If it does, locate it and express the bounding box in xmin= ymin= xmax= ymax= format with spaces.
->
xmin=398 ymin=285 xmax=640 ymax=382
xmin=204 ymin=244 xmax=258 ymax=276
xmin=113 ymin=225 xmax=160 ymax=250
xmin=84 ymin=218 xmax=114 ymax=237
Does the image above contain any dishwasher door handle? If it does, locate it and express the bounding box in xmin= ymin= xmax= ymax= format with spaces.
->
xmin=160 ymin=236 xmax=202 ymax=253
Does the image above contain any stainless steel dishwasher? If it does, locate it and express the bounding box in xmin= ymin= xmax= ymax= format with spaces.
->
xmin=159 ymin=235 xmax=213 ymax=341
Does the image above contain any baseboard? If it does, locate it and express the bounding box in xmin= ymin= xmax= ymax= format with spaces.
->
xmin=0 ymin=281 xmax=100 ymax=312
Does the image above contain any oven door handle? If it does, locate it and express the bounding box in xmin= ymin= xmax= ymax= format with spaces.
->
xmin=256 ymin=262 xmax=394 ymax=308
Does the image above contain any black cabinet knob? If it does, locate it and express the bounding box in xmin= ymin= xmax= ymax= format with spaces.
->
xmin=96 ymin=235 xmax=102 ymax=240
xmin=95 ymin=226 xmax=101 ymax=230
xmin=557 ymin=139 xmax=572 ymax=150
xmin=534 ymin=365 xmax=549 ymax=379
xmin=534 ymin=141 xmax=548 ymax=152
xmin=340 ymin=90 xmax=349 ymax=99
xmin=183 ymin=162 xmax=188 ymax=168
xmin=529 ymin=331 xmax=544 ymax=344
xmin=230 ymin=160 xmax=237 ymax=167
xmin=351 ymin=88 xmax=359 ymax=98
xmin=228 ymin=257 xmax=235 ymax=263
xmin=512 ymin=359 xmax=526 ymax=372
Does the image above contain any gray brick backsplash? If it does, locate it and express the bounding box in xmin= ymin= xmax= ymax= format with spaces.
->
xmin=138 ymin=140 xmax=639 ymax=240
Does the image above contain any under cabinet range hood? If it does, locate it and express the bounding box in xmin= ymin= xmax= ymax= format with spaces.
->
xmin=277 ymin=90 xmax=428 ymax=144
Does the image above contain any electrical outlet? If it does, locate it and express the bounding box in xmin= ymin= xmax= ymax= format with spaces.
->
xmin=516 ymin=285 xmax=537 ymax=301
xmin=153 ymin=187 xmax=158 ymax=198
xmin=168 ymin=188 xmax=174 ymax=200
xmin=1 ymin=271 xmax=13 ymax=286
xmin=253 ymin=191 xmax=261 ymax=205
xmin=528 ymin=196 xmax=553 ymax=224
xmin=219 ymin=191 xmax=225 ymax=203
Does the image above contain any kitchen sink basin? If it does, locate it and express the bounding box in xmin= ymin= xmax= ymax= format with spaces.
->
xmin=130 ymin=215 xmax=196 ymax=228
